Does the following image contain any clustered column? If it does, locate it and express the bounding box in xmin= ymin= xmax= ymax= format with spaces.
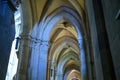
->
xmin=38 ymin=40 xmax=49 ymax=80
xmin=28 ymin=39 xmax=41 ymax=80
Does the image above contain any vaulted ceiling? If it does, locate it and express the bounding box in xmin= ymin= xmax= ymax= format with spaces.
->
xmin=23 ymin=0 xmax=86 ymax=80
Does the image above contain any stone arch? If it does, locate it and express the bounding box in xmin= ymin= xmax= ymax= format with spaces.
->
xmin=37 ymin=6 xmax=86 ymax=41
xmin=55 ymin=53 xmax=80 ymax=80
xmin=66 ymin=70 xmax=81 ymax=80
xmin=63 ymin=66 xmax=80 ymax=80
xmin=28 ymin=6 xmax=88 ymax=80
xmin=37 ymin=6 xmax=88 ymax=80
xmin=47 ymin=36 xmax=80 ymax=80
xmin=15 ymin=1 xmax=34 ymax=80
xmin=48 ymin=36 xmax=80 ymax=60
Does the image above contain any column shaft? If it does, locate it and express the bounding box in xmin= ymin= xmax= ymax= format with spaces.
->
xmin=16 ymin=35 xmax=30 ymax=80
xmin=38 ymin=41 xmax=49 ymax=80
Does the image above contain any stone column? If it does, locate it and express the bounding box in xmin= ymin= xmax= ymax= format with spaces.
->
xmin=16 ymin=35 xmax=31 ymax=80
xmin=38 ymin=41 xmax=49 ymax=80
xmin=78 ymin=39 xmax=87 ymax=80
xmin=16 ymin=0 xmax=32 ymax=79
xmin=91 ymin=0 xmax=116 ymax=79
xmin=27 ymin=41 xmax=36 ymax=80
xmin=31 ymin=41 xmax=40 ymax=80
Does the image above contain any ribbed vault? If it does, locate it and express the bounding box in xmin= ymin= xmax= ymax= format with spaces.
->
xmin=47 ymin=21 xmax=81 ymax=80
xmin=27 ymin=1 xmax=87 ymax=80
xmin=10 ymin=0 xmax=117 ymax=80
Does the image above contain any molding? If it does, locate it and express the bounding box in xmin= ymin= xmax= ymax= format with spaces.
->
xmin=30 ymin=37 xmax=51 ymax=47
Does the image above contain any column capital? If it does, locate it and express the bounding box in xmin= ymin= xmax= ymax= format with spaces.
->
xmin=41 ymin=40 xmax=49 ymax=46
xmin=20 ymin=34 xmax=31 ymax=40
xmin=31 ymin=38 xmax=51 ymax=47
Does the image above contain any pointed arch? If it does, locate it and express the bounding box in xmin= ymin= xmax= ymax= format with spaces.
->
xmin=37 ymin=6 xmax=86 ymax=41
xmin=33 ymin=6 xmax=88 ymax=80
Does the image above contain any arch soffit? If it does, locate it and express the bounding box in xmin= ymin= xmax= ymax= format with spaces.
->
xmin=63 ymin=63 xmax=81 ymax=80
xmin=57 ymin=49 xmax=80 ymax=66
xmin=63 ymin=60 xmax=80 ymax=73
xmin=55 ymin=47 xmax=81 ymax=70
xmin=48 ymin=36 xmax=79 ymax=62
xmin=64 ymin=69 xmax=81 ymax=80
xmin=50 ymin=45 xmax=80 ymax=70
xmin=49 ymin=22 xmax=78 ymax=42
xmin=37 ymin=6 xmax=85 ymax=41
xmin=56 ymin=53 xmax=80 ymax=75
xmin=63 ymin=64 xmax=80 ymax=76
xmin=66 ymin=70 xmax=81 ymax=80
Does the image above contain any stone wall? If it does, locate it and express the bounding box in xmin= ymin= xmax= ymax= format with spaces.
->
xmin=0 ymin=1 xmax=16 ymax=80
xmin=86 ymin=0 xmax=120 ymax=80
xmin=101 ymin=0 xmax=120 ymax=79
xmin=85 ymin=0 xmax=104 ymax=80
